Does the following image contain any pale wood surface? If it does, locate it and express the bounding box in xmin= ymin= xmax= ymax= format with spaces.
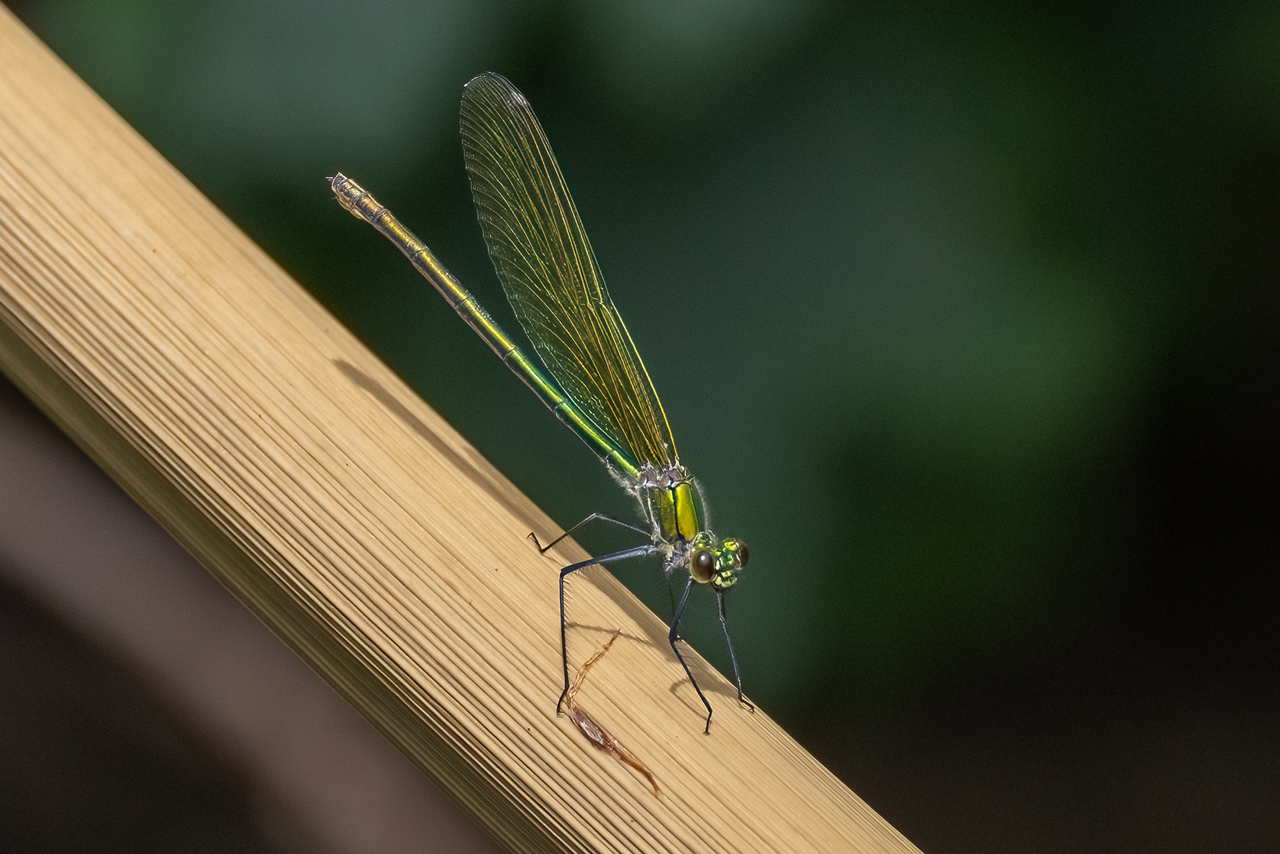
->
xmin=0 ymin=9 xmax=920 ymax=853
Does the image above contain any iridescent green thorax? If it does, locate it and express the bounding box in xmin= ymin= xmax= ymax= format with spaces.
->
xmin=641 ymin=467 xmax=702 ymax=546
xmin=635 ymin=465 xmax=745 ymax=592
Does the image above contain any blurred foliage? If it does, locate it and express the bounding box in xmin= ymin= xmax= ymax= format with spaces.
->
xmin=12 ymin=1 xmax=1278 ymax=833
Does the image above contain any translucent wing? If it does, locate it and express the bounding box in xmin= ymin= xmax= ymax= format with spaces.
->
xmin=460 ymin=72 xmax=678 ymax=471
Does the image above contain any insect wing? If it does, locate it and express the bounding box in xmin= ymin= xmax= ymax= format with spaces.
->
xmin=460 ymin=72 xmax=678 ymax=471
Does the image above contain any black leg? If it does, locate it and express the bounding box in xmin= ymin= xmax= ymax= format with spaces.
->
xmin=662 ymin=556 xmax=681 ymax=622
xmin=556 ymin=544 xmax=658 ymax=717
xmin=717 ymin=592 xmax=754 ymax=713
xmin=668 ymin=577 xmax=717 ymax=734
xmin=529 ymin=512 xmax=649 ymax=553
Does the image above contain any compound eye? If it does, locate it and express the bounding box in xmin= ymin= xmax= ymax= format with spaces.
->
xmin=733 ymin=538 xmax=749 ymax=568
xmin=690 ymin=549 xmax=715 ymax=583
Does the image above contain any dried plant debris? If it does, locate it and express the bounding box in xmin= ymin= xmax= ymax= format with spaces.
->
xmin=563 ymin=630 xmax=660 ymax=795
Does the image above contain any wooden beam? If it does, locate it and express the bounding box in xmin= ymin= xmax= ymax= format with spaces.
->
xmin=0 ymin=9 xmax=920 ymax=853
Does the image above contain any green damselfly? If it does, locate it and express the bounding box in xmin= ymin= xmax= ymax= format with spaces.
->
xmin=331 ymin=72 xmax=752 ymax=733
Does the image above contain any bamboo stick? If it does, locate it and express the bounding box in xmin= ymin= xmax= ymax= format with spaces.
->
xmin=0 ymin=9 xmax=920 ymax=853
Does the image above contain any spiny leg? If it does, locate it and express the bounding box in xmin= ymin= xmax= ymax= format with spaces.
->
xmin=530 ymin=511 xmax=649 ymax=553
xmin=717 ymin=592 xmax=755 ymax=712
xmin=556 ymin=544 xmax=658 ymax=716
xmin=668 ymin=577 xmax=716 ymax=734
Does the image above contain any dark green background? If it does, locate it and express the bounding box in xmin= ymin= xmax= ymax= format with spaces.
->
xmin=9 ymin=1 xmax=1279 ymax=851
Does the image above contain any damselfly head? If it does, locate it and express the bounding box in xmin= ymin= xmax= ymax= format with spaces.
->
xmin=689 ymin=534 xmax=748 ymax=592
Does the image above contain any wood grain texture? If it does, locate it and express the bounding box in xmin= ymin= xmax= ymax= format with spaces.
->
xmin=0 ymin=9 xmax=921 ymax=853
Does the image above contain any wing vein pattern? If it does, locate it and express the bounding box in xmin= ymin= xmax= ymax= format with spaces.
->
xmin=459 ymin=72 xmax=677 ymax=472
